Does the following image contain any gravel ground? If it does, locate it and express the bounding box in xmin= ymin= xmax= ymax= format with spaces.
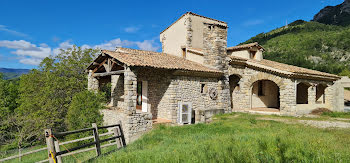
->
xmin=258 ymin=117 xmax=350 ymax=129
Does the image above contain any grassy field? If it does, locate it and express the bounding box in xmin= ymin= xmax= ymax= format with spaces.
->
xmin=93 ymin=113 xmax=350 ymax=163
xmin=3 ymin=112 xmax=350 ymax=162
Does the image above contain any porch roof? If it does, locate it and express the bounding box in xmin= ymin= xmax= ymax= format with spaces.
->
xmin=88 ymin=47 xmax=223 ymax=74
xmin=227 ymin=42 xmax=265 ymax=52
xmin=229 ymin=56 xmax=340 ymax=81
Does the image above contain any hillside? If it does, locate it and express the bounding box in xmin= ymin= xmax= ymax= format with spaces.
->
xmin=0 ymin=68 xmax=30 ymax=80
xmin=242 ymin=21 xmax=350 ymax=75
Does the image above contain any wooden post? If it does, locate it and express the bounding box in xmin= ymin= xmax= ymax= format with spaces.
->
xmin=18 ymin=147 xmax=21 ymax=162
xmin=45 ymin=129 xmax=57 ymax=163
xmin=92 ymin=123 xmax=101 ymax=156
xmin=118 ymin=120 xmax=127 ymax=147
xmin=112 ymin=127 xmax=122 ymax=149
xmin=54 ymin=141 xmax=62 ymax=163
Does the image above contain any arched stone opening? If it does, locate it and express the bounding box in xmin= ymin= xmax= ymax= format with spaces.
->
xmin=229 ymin=74 xmax=241 ymax=109
xmin=251 ymin=80 xmax=280 ymax=109
xmin=316 ymin=84 xmax=327 ymax=104
xmin=297 ymin=82 xmax=310 ymax=104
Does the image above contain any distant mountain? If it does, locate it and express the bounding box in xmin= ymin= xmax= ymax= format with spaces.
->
xmin=0 ymin=68 xmax=30 ymax=80
xmin=313 ymin=0 xmax=350 ymax=26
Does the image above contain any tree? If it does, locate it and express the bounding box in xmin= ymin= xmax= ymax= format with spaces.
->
xmin=0 ymin=73 xmax=20 ymax=149
xmin=15 ymin=46 xmax=100 ymax=144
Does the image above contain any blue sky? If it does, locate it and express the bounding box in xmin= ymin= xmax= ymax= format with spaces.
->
xmin=0 ymin=0 xmax=344 ymax=69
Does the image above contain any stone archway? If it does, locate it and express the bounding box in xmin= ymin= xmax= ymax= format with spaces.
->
xmin=229 ymin=74 xmax=241 ymax=109
xmin=250 ymin=80 xmax=280 ymax=109
xmin=245 ymin=72 xmax=284 ymax=89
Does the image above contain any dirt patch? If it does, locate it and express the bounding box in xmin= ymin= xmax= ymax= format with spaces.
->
xmin=310 ymin=108 xmax=332 ymax=115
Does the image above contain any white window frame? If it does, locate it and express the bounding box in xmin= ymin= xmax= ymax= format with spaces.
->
xmin=178 ymin=102 xmax=192 ymax=124
xmin=141 ymin=81 xmax=148 ymax=112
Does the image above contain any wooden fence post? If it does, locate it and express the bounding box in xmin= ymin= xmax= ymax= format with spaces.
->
xmin=54 ymin=141 xmax=62 ymax=163
xmin=18 ymin=147 xmax=21 ymax=162
xmin=118 ymin=120 xmax=126 ymax=147
xmin=92 ymin=123 xmax=101 ymax=156
xmin=112 ymin=127 xmax=122 ymax=148
xmin=45 ymin=129 xmax=57 ymax=163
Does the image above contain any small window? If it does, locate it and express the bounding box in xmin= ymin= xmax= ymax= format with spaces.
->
xmin=258 ymin=81 xmax=264 ymax=96
xmin=250 ymin=51 xmax=257 ymax=59
xmin=201 ymin=84 xmax=206 ymax=93
xmin=182 ymin=48 xmax=186 ymax=58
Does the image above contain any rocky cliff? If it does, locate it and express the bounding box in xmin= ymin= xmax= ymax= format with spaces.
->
xmin=313 ymin=0 xmax=350 ymax=26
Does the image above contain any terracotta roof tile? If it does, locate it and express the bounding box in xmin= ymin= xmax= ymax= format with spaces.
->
xmin=100 ymin=47 xmax=222 ymax=74
xmin=227 ymin=42 xmax=265 ymax=51
xmin=229 ymin=56 xmax=339 ymax=80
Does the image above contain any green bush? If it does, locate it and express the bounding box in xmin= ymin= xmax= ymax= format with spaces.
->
xmin=66 ymin=90 xmax=105 ymax=131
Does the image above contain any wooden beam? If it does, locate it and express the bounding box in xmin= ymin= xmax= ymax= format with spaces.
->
xmin=92 ymin=58 xmax=108 ymax=74
xmin=93 ymin=70 xmax=125 ymax=77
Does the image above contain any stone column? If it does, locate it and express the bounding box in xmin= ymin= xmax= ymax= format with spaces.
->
xmin=124 ymin=66 xmax=137 ymax=115
xmin=279 ymin=79 xmax=297 ymax=115
xmin=218 ymin=77 xmax=231 ymax=113
xmin=327 ymin=82 xmax=344 ymax=111
xmin=308 ymin=84 xmax=316 ymax=105
xmin=88 ymin=70 xmax=99 ymax=92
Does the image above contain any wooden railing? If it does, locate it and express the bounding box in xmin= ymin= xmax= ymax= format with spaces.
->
xmin=0 ymin=122 xmax=126 ymax=163
xmin=43 ymin=122 xmax=126 ymax=163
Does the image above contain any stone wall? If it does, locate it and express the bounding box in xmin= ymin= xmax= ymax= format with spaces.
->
xmin=124 ymin=113 xmax=152 ymax=143
xmin=134 ymin=68 xmax=173 ymax=119
xmin=170 ymin=76 xmax=228 ymax=123
xmin=131 ymin=67 xmax=228 ymax=123
xmin=100 ymin=109 xmax=152 ymax=143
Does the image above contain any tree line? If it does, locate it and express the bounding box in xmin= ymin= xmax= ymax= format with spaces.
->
xmin=0 ymin=46 xmax=106 ymax=151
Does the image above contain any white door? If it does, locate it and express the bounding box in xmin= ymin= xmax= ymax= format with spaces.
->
xmin=178 ymin=102 xmax=192 ymax=124
xmin=141 ymin=81 xmax=148 ymax=112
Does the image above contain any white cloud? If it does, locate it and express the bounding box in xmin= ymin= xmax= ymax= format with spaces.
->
xmin=53 ymin=40 xmax=74 ymax=55
xmin=0 ymin=25 xmax=28 ymax=37
xmin=242 ymin=20 xmax=265 ymax=26
xmin=124 ymin=26 xmax=140 ymax=33
xmin=0 ymin=40 xmax=34 ymax=49
xmin=0 ymin=40 xmax=51 ymax=59
xmin=92 ymin=38 xmax=135 ymax=50
xmin=0 ymin=37 xmax=159 ymax=66
xmin=135 ymin=40 xmax=159 ymax=51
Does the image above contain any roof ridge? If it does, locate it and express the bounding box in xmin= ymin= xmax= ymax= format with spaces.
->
xmin=160 ymin=12 xmax=227 ymax=34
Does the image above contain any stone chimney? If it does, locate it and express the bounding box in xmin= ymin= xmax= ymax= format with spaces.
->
xmin=203 ymin=23 xmax=228 ymax=72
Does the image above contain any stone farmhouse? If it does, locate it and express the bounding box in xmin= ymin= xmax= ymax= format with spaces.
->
xmin=87 ymin=12 xmax=349 ymax=142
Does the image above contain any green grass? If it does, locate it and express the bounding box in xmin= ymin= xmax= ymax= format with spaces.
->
xmin=321 ymin=111 xmax=350 ymax=118
xmin=94 ymin=113 xmax=350 ymax=163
